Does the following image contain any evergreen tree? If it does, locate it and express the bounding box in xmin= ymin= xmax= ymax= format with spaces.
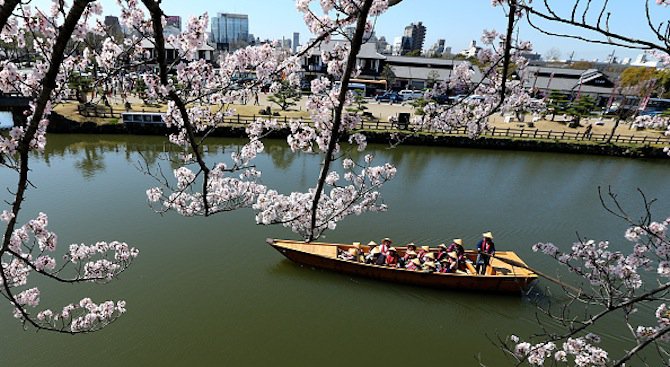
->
xmin=267 ymin=80 xmax=301 ymax=111
xmin=546 ymin=90 xmax=570 ymax=121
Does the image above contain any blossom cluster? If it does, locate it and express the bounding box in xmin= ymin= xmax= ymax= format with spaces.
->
xmin=511 ymin=334 xmax=608 ymax=366
xmin=253 ymin=154 xmax=395 ymax=238
xmin=2 ymin=210 xmax=138 ymax=332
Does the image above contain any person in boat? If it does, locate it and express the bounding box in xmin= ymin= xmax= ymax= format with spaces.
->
xmin=423 ymin=252 xmax=435 ymax=263
xmin=406 ymin=258 xmax=422 ymax=271
xmin=475 ymin=232 xmax=496 ymax=275
xmin=380 ymin=238 xmax=392 ymax=256
xmin=385 ymin=247 xmax=400 ymax=267
xmin=406 ymin=243 xmax=417 ymax=253
xmin=365 ymin=242 xmax=381 ymax=264
xmin=422 ymin=260 xmax=437 ymax=273
xmin=403 ymin=249 xmax=418 ymax=263
xmin=338 ymin=247 xmax=359 ymax=261
xmin=417 ymin=245 xmax=430 ymax=263
xmin=436 ymin=243 xmax=449 ymax=262
xmin=447 ymin=238 xmax=466 ymax=268
xmin=351 ymin=242 xmax=363 ymax=262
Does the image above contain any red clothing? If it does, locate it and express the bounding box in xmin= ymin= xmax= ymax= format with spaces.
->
xmin=385 ymin=254 xmax=398 ymax=266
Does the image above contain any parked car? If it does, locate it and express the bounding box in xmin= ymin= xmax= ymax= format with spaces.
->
xmin=375 ymin=92 xmax=403 ymax=103
xmin=398 ymin=89 xmax=424 ymax=101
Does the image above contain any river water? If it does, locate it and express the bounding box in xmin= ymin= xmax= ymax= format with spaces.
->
xmin=0 ymin=134 xmax=669 ymax=366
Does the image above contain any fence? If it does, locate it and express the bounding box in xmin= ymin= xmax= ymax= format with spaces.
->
xmin=217 ymin=114 xmax=670 ymax=146
xmin=77 ymin=104 xmax=119 ymax=118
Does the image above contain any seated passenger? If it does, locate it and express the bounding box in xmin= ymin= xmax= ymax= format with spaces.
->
xmin=439 ymin=256 xmax=456 ymax=273
xmin=406 ymin=243 xmax=417 ymax=253
xmin=406 ymin=258 xmax=422 ymax=271
xmin=366 ymin=245 xmax=381 ymax=264
xmin=351 ymin=242 xmax=363 ymax=262
xmin=417 ymin=245 xmax=430 ymax=262
xmin=447 ymin=238 xmax=466 ymax=266
xmin=403 ymin=250 xmax=418 ymax=263
xmin=423 ymin=252 xmax=435 ymax=263
xmin=338 ymin=247 xmax=358 ymax=261
xmin=422 ymin=260 xmax=437 ymax=273
xmin=385 ymin=247 xmax=400 ymax=267
xmin=436 ymin=243 xmax=449 ymax=262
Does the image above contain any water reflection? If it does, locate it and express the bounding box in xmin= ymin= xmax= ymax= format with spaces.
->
xmin=4 ymin=134 xmax=668 ymax=367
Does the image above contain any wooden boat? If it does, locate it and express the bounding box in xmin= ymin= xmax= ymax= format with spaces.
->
xmin=267 ymin=239 xmax=538 ymax=294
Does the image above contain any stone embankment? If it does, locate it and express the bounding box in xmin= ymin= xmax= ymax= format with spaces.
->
xmin=46 ymin=113 xmax=669 ymax=159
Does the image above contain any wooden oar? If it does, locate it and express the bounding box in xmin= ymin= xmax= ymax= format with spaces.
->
xmin=486 ymin=253 xmax=581 ymax=294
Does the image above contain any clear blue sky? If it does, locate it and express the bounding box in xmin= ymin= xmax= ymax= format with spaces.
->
xmin=32 ymin=0 xmax=667 ymax=61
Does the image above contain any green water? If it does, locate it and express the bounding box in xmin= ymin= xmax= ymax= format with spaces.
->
xmin=0 ymin=134 xmax=668 ymax=366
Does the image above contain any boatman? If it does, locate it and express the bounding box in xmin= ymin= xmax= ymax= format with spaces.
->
xmin=475 ymin=232 xmax=496 ymax=275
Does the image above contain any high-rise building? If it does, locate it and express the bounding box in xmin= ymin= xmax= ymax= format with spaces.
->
xmin=401 ymin=22 xmax=426 ymax=54
xmin=293 ymin=32 xmax=300 ymax=53
xmin=211 ymin=13 xmax=249 ymax=51
xmin=427 ymin=39 xmax=445 ymax=57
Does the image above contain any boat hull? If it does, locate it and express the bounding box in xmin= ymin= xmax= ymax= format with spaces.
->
xmin=268 ymin=239 xmax=537 ymax=294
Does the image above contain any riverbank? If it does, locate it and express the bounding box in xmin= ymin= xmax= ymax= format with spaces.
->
xmin=46 ymin=112 xmax=669 ymax=159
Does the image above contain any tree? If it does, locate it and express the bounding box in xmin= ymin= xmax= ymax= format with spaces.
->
xmin=544 ymin=47 xmax=561 ymax=61
xmin=1 ymin=4 xmax=668 ymax=365
xmin=267 ymin=80 xmax=300 ymax=111
xmin=404 ymin=49 xmax=422 ymax=57
xmin=546 ymin=90 xmax=570 ymax=121
xmin=0 ymin=0 xmax=138 ymax=334
xmin=620 ymin=66 xmax=659 ymax=97
xmin=380 ymin=64 xmax=396 ymax=90
xmin=426 ymin=70 xmax=440 ymax=88
xmin=570 ymin=60 xmax=594 ymax=70
xmin=568 ymin=95 xmax=596 ymax=119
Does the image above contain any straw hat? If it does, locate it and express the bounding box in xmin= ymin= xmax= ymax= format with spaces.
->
xmin=348 ymin=248 xmax=359 ymax=255
xmin=423 ymin=261 xmax=436 ymax=269
xmin=424 ymin=252 xmax=435 ymax=260
xmin=406 ymin=250 xmax=417 ymax=257
xmin=453 ymin=238 xmax=463 ymax=245
xmin=483 ymin=232 xmax=493 ymax=239
xmin=407 ymin=243 xmax=417 ymax=250
xmin=382 ymin=237 xmax=392 ymax=243
xmin=370 ymin=247 xmax=381 ymax=255
xmin=389 ymin=247 xmax=397 ymax=253
xmin=353 ymin=242 xmax=361 ymax=249
xmin=411 ymin=258 xmax=421 ymax=266
xmin=438 ymin=243 xmax=447 ymax=250
xmin=367 ymin=241 xmax=378 ymax=247
xmin=421 ymin=245 xmax=430 ymax=252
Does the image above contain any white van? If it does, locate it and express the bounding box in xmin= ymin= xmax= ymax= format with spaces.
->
xmin=398 ymin=90 xmax=424 ymax=101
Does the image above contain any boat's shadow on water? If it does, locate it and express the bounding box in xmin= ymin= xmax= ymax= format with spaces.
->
xmin=267 ymin=258 xmax=547 ymax=304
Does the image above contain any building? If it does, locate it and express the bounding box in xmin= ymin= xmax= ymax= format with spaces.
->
xmin=383 ymin=56 xmax=482 ymax=90
xmin=459 ymin=40 xmax=481 ymax=58
xmin=140 ymin=38 xmax=215 ymax=63
xmin=300 ymin=39 xmax=483 ymax=92
xmin=523 ymin=66 xmax=618 ymax=105
xmin=301 ymin=40 xmax=386 ymax=79
xmin=293 ymin=32 xmax=300 ymax=54
xmin=402 ymin=22 xmax=426 ymax=54
xmin=427 ymin=39 xmax=445 ymax=57
xmin=211 ymin=13 xmax=249 ymax=51
xmin=630 ymin=53 xmax=660 ymax=68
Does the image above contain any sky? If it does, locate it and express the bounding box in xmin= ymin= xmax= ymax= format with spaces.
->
xmin=29 ymin=0 xmax=670 ymax=62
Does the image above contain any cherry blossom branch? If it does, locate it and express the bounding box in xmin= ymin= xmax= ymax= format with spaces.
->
xmin=307 ymin=0 xmax=373 ymax=242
